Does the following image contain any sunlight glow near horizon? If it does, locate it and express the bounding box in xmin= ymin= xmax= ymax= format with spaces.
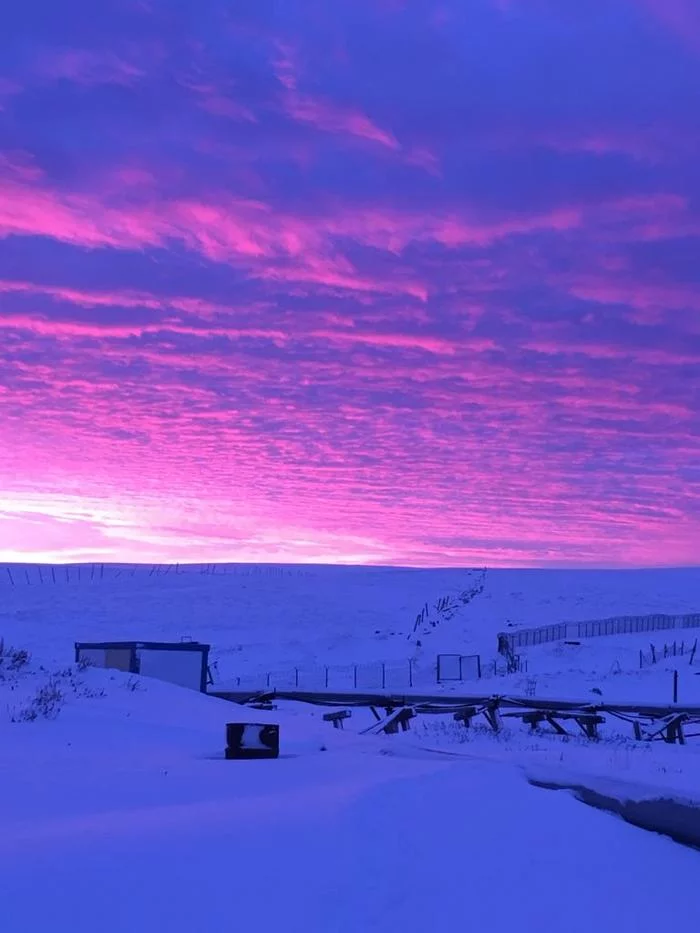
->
xmin=1 ymin=1 xmax=699 ymax=567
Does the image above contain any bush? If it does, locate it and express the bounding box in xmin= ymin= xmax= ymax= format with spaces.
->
xmin=9 ymin=679 xmax=64 ymax=722
xmin=2 ymin=640 xmax=106 ymax=721
xmin=0 ymin=640 xmax=31 ymax=675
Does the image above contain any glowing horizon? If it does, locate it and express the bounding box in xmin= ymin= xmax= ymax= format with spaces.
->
xmin=1 ymin=1 xmax=699 ymax=567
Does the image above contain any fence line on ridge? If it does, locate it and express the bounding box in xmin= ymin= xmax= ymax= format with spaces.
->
xmin=0 ymin=563 xmax=314 ymax=585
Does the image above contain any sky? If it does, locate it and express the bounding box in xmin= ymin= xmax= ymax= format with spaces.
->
xmin=1 ymin=0 xmax=700 ymax=567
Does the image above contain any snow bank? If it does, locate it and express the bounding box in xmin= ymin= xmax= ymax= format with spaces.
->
xmin=527 ymin=767 xmax=700 ymax=849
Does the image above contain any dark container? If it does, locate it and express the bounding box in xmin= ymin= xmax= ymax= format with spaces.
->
xmin=225 ymin=722 xmax=279 ymax=759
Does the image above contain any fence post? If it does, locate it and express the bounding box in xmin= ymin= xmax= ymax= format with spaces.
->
xmin=381 ymin=663 xmax=386 ymax=690
xmin=639 ymin=649 xmax=643 ymax=670
xmin=353 ymin=665 xmax=357 ymax=689
xmin=408 ymin=659 xmax=413 ymax=688
xmin=325 ymin=666 xmax=329 ymax=689
xmin=673 ymin=669 xmax=679 ymax=704
xmin=294 ymin=667 xmax=299 ymax=688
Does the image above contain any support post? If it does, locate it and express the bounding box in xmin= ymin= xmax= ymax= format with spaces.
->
xmin=483 ymin=702 xmax=502 ymax=733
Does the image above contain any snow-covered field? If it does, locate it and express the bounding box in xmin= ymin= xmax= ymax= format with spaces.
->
xmin=2 ymin=563 xmax=700 ymax=682
xmin=2 ymin=564 xmax=700 ymax=932
xmin=3 ymin=563 xmax=700 ymax=702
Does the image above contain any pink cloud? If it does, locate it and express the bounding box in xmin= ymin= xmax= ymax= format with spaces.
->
xmin=36 ymin=48 xmax=145 ymax=86
xmin=179 ymin=77 xmax=258 ymax=123
xmin=308 ymin=329 xmax=459 ymax=356
xmin=0 ymin=310 xmax=290 ymax=343
xmin=532 ymin=129 xmax=666 ymax=163
xmin=199 ymin=94 xmax=258 ymax=123
xmin=9 ymin=165 xmax=685 ymax=297
xmin=642 ymin=0 xmax=700 ymax=52
xmin=565 ymin=276 xmax=700 ymax=322
xmin=107 ymin=167 xmax=158 ymax=188
xmin=285 ymin=94 xmax=399 ymax=150
xmin=404 ymin=147 xmax=442 ymax=176
xmin=0 ymin=177 xmax=428 ymax=298
xmin=523 ymin=335 xmax=700 ymax=368
xmin=273 ymin=43 xmax=399 ymax=151
xmin=0 ymin=151 xmax=44 ymax=183
xmin=0 ymin=77 xmax=21 ymax=109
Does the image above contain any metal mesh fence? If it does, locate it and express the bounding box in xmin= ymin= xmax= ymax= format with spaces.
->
xmin=232 ymin=659 xmax=417 ymax=691
xmin=480 ymin=656 xmax=528 ymax=678
xmin=436 ymin=654 xmax=481 ymax=682
xmin=499 ymin=612 xmax=700 ymax=652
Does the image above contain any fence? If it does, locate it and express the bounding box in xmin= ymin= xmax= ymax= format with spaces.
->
xmin=0 ymin=563 xmax=315 ymax=586
xmin=436 ymin=654 xmax=481 ymax=682
xmin=435 ymin=653 xmax=528 ymax=681
xmin=639 ymin=638 xmax=698 ymax=669
xmin=480 ymin=656 xmax=528 ymax=678
xmin=498 ymin=613 xmax=700 ymax=653
xmin=230 ymin=659 xmax=418 ymax=692
xmin=228 ymin=651 xmax=531 ymax=691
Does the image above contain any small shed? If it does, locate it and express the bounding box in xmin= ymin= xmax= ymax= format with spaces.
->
xmin=74 ymin=640 xmax=210 ymax=693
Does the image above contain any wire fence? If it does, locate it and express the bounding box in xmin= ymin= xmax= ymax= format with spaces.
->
xmin=0 ymin=563 xmax=316 ymax=586
xmin=229 ymin=659 xmax=418 ymax=692
xmin=480 ymin=656 xmax=528 ymax=678
xmin=639 ymin=638 xmax=698 ymax=669
xmin=1 ymin=564 xmax=123 ymax=586
xmin=226 ymin=651 xmax=530 ymax=692
xmin=499 ymin=612 xmax=700 ymax=653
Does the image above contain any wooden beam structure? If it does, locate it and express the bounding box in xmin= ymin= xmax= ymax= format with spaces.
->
xmin=322 ymin=709 xmax=352 ymax=730
xmin=213 ymin=688 xmax=700 ymax=746
xmin=361 ymin=707 xmax=415 ymax=736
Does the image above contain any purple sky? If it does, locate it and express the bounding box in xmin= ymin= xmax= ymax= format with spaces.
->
xmin=1 ymin=0 xmax=700 ymax=566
